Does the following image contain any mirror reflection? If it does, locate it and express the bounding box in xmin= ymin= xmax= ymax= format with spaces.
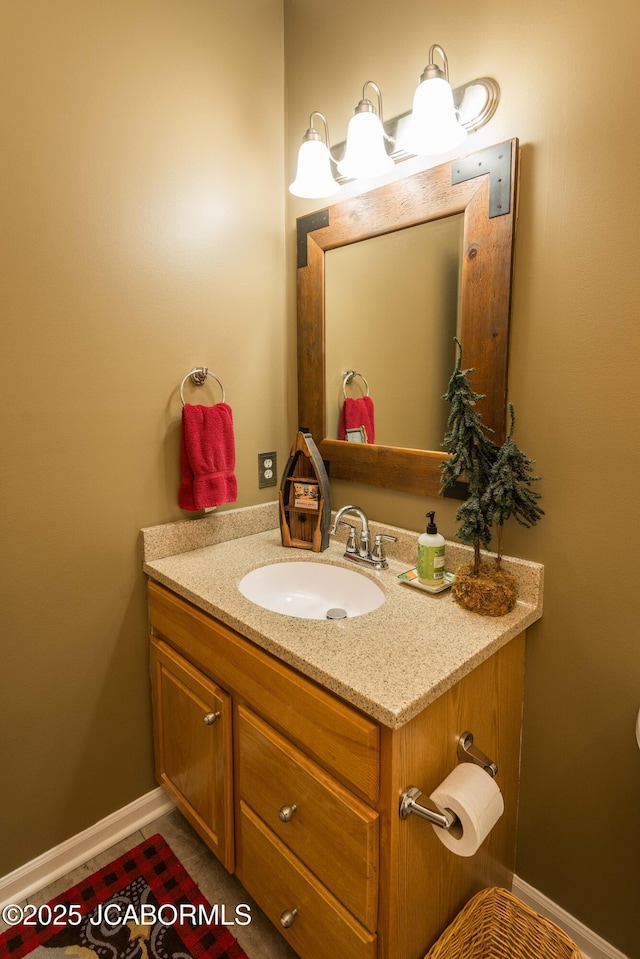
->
xmin=325 ymin=214 xmax=463 ymax=450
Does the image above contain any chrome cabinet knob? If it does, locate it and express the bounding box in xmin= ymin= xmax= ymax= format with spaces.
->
xmin=278 ymin=803 xmax=297 ymax=823
xmin=203 ymin=711 xmax=221 ymax=725
xmin=279 ymin=908 xmax=298 ymax=928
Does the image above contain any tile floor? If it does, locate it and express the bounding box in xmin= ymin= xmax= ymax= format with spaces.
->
xmin=1 ymin=808 xmax=300 ymax=959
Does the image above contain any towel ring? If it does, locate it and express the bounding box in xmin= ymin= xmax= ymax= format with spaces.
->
xmin=180 ymin=367 xmax=226 ymax=406
xmin=342 ymin=370 xmax=370 ymax=399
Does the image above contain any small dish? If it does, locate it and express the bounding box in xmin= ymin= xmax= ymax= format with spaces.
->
xmin=398 ymin=567 xmax=454 ymax=594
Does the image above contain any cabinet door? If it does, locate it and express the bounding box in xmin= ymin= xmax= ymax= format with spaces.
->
xmin=151 ymin=638 xmax=233 ymax=871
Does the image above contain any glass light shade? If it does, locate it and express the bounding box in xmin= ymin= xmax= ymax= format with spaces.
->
xmin=400 ymin=75 xmax=467 ymax=156
xmin=289 ymin=139 xmax=339 ymax=199
xmin=337 ymin=111 xmax=394 ymax=180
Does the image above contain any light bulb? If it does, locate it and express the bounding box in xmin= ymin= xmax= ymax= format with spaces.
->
xmin=337 ymin=111 xmax=393 ymax=180
xmin=401 ymin=74 xmax=466 ymax=157
xmin=289 ymin=138 xmax=339 ymax=199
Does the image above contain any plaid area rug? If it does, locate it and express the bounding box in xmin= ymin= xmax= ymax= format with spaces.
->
xmin=0 ymin=834 xmax=249 ymax=959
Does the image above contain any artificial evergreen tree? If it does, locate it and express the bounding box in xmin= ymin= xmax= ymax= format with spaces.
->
xmin=440 ymin=340 xmax=544 ymax=616
xmin=483 ymin=403 xmax=544 ymax=568
xmin=440 ymin=338 xmax=496 ymax=575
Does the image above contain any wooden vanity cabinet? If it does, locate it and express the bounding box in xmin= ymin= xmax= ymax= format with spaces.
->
xmin=148 ymin=579 xmax=525 ymax=959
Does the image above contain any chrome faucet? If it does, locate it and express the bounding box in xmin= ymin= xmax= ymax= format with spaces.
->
xmin=329 ymin=505 xmax=397 ymax=570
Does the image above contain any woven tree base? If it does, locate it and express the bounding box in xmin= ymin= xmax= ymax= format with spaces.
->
xmin=452 ymin=562 xmax=518 ymax=616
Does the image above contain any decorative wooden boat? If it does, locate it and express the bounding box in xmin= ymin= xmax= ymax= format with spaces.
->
xmin=279 ymin=429 xmax=331 ymax=552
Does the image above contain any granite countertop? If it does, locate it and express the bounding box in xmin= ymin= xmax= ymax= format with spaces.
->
xmin=141 ymin=503 xmax=543 ymax=729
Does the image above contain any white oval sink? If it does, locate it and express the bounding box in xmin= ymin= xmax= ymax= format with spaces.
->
xmin=238 ymin=561 xmax=385 ymax=620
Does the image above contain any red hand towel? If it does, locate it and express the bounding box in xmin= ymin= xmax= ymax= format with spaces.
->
xmin=178 ymin=403 xmax=238 ymax=510
xmin=338 ymin=396 xmax=375 ymax=444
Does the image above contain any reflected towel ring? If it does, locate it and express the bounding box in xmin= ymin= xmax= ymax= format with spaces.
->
xmin=180 ymin=367 xmax=226 ymax=406
xmin=342 ymin=370 xmax=370 ymax=399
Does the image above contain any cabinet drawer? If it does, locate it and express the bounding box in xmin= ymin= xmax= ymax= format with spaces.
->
xmin=237 ymin=801 xmax=376 ymax=959
xmin=238 ymin=705 xmax=378 ymax=932
xmin=148 ymin=581 xmax=380 ymax=802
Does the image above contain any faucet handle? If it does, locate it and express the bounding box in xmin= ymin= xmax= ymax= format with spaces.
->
xmin=372 ymin=533 xmax=398 ymax=565
xmin=375 ymin=533 xmax=398 ymax=546
xmin=337 ymin=521 xmax=358 ymax=553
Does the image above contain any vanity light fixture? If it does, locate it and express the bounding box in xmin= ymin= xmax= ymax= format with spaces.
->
xmin=289 ymin=112 xmax=340 ymax=199
xmin=289 ymin=44 xmax=500 ymax=200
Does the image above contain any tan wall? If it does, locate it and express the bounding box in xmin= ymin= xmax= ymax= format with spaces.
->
xmin=285 ymin=0 xmax=640 ymax=955
xmin=0 ymin=0 xmax=286 ymax=874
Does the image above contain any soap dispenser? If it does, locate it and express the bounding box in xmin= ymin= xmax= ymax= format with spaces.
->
xmin=417 ymin=511 xmax=445 ymax=585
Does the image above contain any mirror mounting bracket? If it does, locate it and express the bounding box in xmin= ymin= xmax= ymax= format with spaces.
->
xmin=297 ymin=208 xmax=330 ymax=268
xmin=451 ymin=141 xmax=513 ymax=218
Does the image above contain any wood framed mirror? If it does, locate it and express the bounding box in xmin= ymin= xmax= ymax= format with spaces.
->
xmin=296 ymin=138 xmax=519 ymax=498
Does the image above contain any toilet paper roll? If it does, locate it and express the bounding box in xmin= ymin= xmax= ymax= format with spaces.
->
xmin=429 ymin=762 xmax=504 ymax=857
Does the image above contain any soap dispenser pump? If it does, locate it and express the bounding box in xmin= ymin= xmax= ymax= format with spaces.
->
xmin=417 ymin=511 xmax=445 ymax=585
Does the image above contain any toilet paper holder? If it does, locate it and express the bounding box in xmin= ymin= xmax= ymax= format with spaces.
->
xmin=398 ymin=731 xmax=498 ymax=830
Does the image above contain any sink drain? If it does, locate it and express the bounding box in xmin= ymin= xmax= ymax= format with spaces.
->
xmin=326 ymin=607 xmax=348 ymax=620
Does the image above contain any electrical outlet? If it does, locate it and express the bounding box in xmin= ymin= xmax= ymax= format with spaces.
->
xmin=258 ymin=451 xmax=277 ymax=488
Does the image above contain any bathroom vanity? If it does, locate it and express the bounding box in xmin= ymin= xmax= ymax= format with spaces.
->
xmin=142 ymin=503 xmax=543 ymax=959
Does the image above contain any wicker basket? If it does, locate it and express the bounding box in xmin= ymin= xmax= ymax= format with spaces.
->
xmin=424 ymin=887 xmax=585 ymax=959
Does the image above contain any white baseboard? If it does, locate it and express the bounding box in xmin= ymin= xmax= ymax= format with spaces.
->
xmin=512 ymin=875 xmax=630 ymax=959
xmin=0 ymin=788 xmax=175 ymax=908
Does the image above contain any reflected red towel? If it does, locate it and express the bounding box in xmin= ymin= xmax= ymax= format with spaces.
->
xmin=338 ymin=396 xmax=375 ymax=443
xmin=178 ymin=403 xmax=238 ymax=510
